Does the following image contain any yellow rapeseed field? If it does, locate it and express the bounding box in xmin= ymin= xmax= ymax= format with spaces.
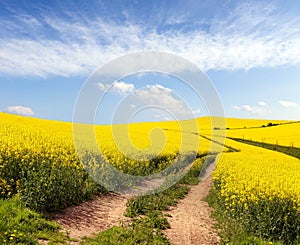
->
xmin=214 ymin=138 xmax=300 ymax=206
xmin=225 ymin=121 xmax=300 ymax=147
xmin=1 ymin=112 xmax=299 ymax=242
xmin=213 ymin=137 xmax=300 ymax=242
xmin=0 ymin=112 xmax=214 ymax=211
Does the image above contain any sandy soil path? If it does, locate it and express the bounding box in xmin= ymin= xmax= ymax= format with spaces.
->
xmin=53 ymin=165 xmax=219 ymax=244
xmin=164 ymin=176 xmax=220 ymax=245
xmin=54 ymin=193 xmax=129 ymax=241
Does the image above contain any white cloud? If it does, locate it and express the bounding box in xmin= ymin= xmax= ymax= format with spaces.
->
xmin=154 ymin=114 xmax=160 ymax=118
xmin=98 ymin=81 xmax=135 ymax=95
xmin=258 ymin=101 xmax=267 ymax=106
xmin=233 ymin=103 xmax=270 ymax=116
xmin=6 ymin=105 xmax=34 ymax=116
xmin=111 ymin=81 xmax=135 ymax=95
xmin=232 ymin=105 xmax=240 ymax=110
xmin=241 ymin=105 xmax=267 ymax=116
xmin=100 ymin=82 xmax=193 ymax=119
xmin=191 ymin=108 xmax=201 ymax=114
xmin=98 ymin=82 xmax=110 ymax=91
xmin=279 ymin=100 xmax=298 ymax=107
xmin=132 ymin=84 xmax=192 ymax=119
xmin=242 ymin=105 xmax=253 ymax=111
xmin=0 ymin=2 xmax=300 ymax=77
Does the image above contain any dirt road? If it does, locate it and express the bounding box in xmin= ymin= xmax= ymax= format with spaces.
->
xmin=54 ymin=175 xmax=219 ymax=244
xmin=164 ymin=176 xmax=220 ymax=245
xmin=54 ymin=193 xmax=129 ymax=241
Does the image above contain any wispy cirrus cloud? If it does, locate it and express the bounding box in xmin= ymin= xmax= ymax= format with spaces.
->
xmin=0 ymin=1 xmax=300 ymax=77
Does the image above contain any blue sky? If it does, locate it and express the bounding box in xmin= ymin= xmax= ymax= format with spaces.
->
xmin=0 ymin=0 xmax=300 ymax=123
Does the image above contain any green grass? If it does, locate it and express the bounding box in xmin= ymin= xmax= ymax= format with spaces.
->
xmin=0 ymin=195 xmax=73 ymax=244
xmin=125 ymin=184 xmax=190 ymax=218
xmin=229 ymin=137 xmax=300 ymax=159
xmin=82 ymin=214 xmax=170 ymax=245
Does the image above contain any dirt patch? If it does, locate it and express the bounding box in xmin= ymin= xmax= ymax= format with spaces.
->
xmin=54 ymin=193 xmax=129 ymax=242
xmin=164 ymin=176 xmax=220 ymax=245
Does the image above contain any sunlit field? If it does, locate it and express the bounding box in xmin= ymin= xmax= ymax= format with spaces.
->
xmin=0 ymin=112 xmax=219 ymax=212
xmin=225 ymin=121 xmax=300 ymax=147
xmin=0 ymin=112 xmax=299 ymax=243
xmin=213 ymin=138 xmax=300 ymax=242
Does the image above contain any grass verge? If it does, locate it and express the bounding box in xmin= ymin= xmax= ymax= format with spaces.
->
xmin=0 ymin=195 xmax=73 ymax=244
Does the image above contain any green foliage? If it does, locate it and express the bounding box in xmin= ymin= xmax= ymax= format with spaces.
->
xmin=178 ymin=157 xmax=204 ymax=185
xmin=125 ymin=185 xmax=189 ymax=217
xmin=82 ymin=216 xmax=170 ymax=245
xmin=125 ymin=156 xmax=211 ymax=218
xmin=207 ymin=185 xmax=300 ymax=244
xmin=0 ymin=148 xmax=103 ymax=212
xmin=0 ymin=195 xmax=71 ymax=244
xmin=241 ymin=197 xmax=300 ymax=243
xmin=0 ymin=146 xmax=196 ymax=212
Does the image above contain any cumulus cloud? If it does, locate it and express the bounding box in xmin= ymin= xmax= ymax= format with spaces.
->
xmin=6 ymin=105 xmax=34 ymax=116
xmin=0 ymin=1 xmax=300 ymax=77
xmin=258 ymin=101 xmax=268 ymax=106
xmin=100 ymin=81 xmax=193 ymax=119
xmin=132 ymin=84 xmax=192 ymax=118
xmin=191 ymin=108 xmax=201 ymax=114
xmin=98 ymin=82 xmax=110 ymax=91
xmin=279 ymin=100 xmax=298 ymax=107
xmin=232 ymin=105 xmax=240 ymax=110
xmin=242 ymin=105 xmax=268 ymax=116
xmin=111 ymin=81 xmax=135 ymax=94
xmin=98 ymin=81 xmax=135 ymax=95
xmin=232 ymin=103 xmax=270 ymax=116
